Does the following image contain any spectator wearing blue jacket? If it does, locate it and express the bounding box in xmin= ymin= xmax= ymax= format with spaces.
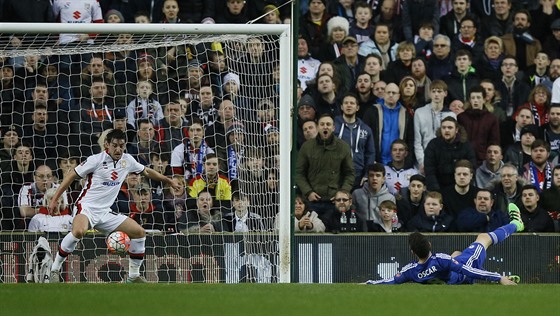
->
xmin=456 ymin=189 xmax=510 ymax=232
xmin=335 ymin=93 xmax=375 ymax=189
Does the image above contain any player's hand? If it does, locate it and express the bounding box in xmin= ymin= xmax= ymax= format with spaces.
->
xmin=79 ymin=34 xmax=90 ymax=41
xmin=499 ymin=276 xmax=517 ymax=285
xmin=307 ymin=192 xmax=321 ymax=202
xmin=48 ymin=198 xmax=60 ymax=215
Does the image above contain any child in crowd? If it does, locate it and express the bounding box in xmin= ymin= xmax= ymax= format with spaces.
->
xmin=223 ymin=192 xmax=265 ymax=232
xmin=371 ymin=200 xmax=403 ymax=233
xmin=349 ymin=2 xmax=374 ymax=44
xmin=126 ymin=80 xmax=164 ymax=128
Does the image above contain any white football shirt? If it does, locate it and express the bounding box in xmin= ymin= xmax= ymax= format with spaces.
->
xmin=74 ymin=151 xmax=145 ymax=210
xmin=52 ymin=0 xmax=103 ymax=44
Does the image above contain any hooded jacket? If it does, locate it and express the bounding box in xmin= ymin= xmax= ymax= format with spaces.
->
xmin=334 ymin=116 xmax=375 ymax=181
xmin=352 ymin=182 xmax=395 ymax=227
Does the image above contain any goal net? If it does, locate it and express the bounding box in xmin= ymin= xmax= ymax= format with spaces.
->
xmin=0 ymin=23 xmax=291 ymax=283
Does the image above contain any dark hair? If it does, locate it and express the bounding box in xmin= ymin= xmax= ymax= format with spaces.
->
xmin=454 ymin=159 xmax=474 ymax=173
xmin=189 ymin=117 xmax=204 ymax=127
xmin=514 ymin=9 xmax=532 ymax=23
xmin=531 ymin=139 xmax=550 ymax=152
xmin=441 ymin=116 xmax=458 ymax=127
xmin=364 ymin=53 xmax=383 ymax=66
xmin=468 ymin=86 xmax=486 ymax=99
xmin=390 ymin=139 xmax=408 ymax=151
xmin=460 ymin=15 xmax=478 ymax=28
xmin=105 ymin=129 xmax=127 ymax=143
xmin=367 ymin=163 xmax=386 ymax=174
xmin=204 ymin=153 xmax=218 ymax=162
xmin=521 ymin=184 xmax=538 ymax=194
xmin=409 ymin=232 xmax=431 ymax=259
xmin=137 ymin=118 xmax=152 ymax=127
xmin=342 ymin=92 xmax=359 ymax=102
xmin=476 ymin=189 xmax=494 ymax=200
xmin=318 ymin=113 xmax=335 ymax=122
xmin=455 ymin=49 xmax=472 ymax=61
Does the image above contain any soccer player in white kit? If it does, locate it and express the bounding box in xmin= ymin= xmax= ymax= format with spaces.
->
xmin=48 ymin=129 xmax=181 ymax=283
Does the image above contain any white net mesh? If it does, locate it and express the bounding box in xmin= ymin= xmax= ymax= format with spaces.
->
xmin=0 ymin=28 xmax=284 ymax=283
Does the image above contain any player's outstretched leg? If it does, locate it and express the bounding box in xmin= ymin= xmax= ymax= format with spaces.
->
xmin=485 ymin=203 xmax=524 ymax=246
xmin=50 ymin=214 xmax=89 ymax=283
xmin=508 ymin=202 xmax=525 ymax=232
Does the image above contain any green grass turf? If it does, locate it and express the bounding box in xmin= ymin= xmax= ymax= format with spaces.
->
xmin=1 ymin=283 xmax=558 ymax=316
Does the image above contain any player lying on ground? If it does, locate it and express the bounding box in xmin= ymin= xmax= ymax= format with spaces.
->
xmin=365 ymin=203 xmax=524 ymax=285
xmin=47 ymin=129 xmax=181 ymax=283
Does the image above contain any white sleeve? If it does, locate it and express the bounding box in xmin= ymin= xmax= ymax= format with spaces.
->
xmin=170 ymin=144 xmax=184 ymax=167
xmin=74 ymin=154 xmax=101 ymax=178
xmin=91 ymin=0 xmax=103 ymax=21
xmin=127 ymin=99 xmax=136 ymax=127
xmin=18 ymin=185 xmax=32 ymax=207
xmin=413 ymin=110 xmax=424 ymax=166
xmin=552 ymin=78 xmax=560 ymax=104
xmin=154 ymin=101 xmax=164 ymax=123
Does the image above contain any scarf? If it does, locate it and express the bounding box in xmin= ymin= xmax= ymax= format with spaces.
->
xmin=183 ymin=138 xmax=208 ymax=177
xmin=227 ymin=144 xmax=238 ymax=180
xmin=458 ymin=34 xmax=475 ymax=47
xmin=529 ymin=161 xmax=552 ymax=193
xmin=529 ymin=102 xmax=548 ymax=126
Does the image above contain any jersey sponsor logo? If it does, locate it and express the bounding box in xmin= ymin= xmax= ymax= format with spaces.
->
xmin=73 ymin=11 xmax=81 ymax=19
xmin=101 ymin=181 xmax=120 ymax=187
xmin=417 ymin=266 xmax=437 ymax=279
xmin=111 ymin=171 xmax=118 ymax=180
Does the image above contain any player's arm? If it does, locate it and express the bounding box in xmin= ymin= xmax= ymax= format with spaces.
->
xmin=48 ymin=169 xmax=80 ymax=213
xmin=364 ymin=278 xmax=397 ymax=285
xmin=141 ymin=167 xmax=182 ymax=191
xmin=364 ymin=270 xmax=409 ymax=285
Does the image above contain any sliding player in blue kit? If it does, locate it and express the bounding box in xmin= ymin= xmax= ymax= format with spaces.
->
xmin=365 ymin=204 xmax=524 ymax=285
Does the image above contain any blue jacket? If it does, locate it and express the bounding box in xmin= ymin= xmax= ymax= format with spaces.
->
xmin=334 ymin=116 xmax=375 ymax=181
xmin=456 ymin=207 xmax=510 ymax=232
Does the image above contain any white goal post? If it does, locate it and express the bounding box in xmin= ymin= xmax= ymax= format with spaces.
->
xmin=0 ymin=22 xmax=292 ymax=283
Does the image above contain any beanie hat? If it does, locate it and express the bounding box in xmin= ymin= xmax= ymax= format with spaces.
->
xmin=223 ymin=72 xmax=241 ymax=88
xmin=105 ymin=9 xmax=124 ymax=23
xmin=298 ymin=94 xmax=316 ymax=110
xmin=520 ymin=124 xmax=540 ymax=138
xmin=409 ymin=174 xmax=426 ymax=185
xmin=327 ymin=16 xmax=350 ymax=36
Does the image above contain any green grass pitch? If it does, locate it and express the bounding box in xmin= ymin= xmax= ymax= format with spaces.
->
xmin=1 ymin=283 xmax=558 ymax=316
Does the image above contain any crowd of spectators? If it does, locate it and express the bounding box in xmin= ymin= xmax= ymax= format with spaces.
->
xmin=295 ymin=0 xmax=560 ymax=234
xmin=1 ymin=0 xmax=560 ymax=234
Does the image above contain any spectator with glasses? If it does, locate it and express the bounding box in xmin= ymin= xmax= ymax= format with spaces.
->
xmin=427 ymin=35 xmax=454 ymax=81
